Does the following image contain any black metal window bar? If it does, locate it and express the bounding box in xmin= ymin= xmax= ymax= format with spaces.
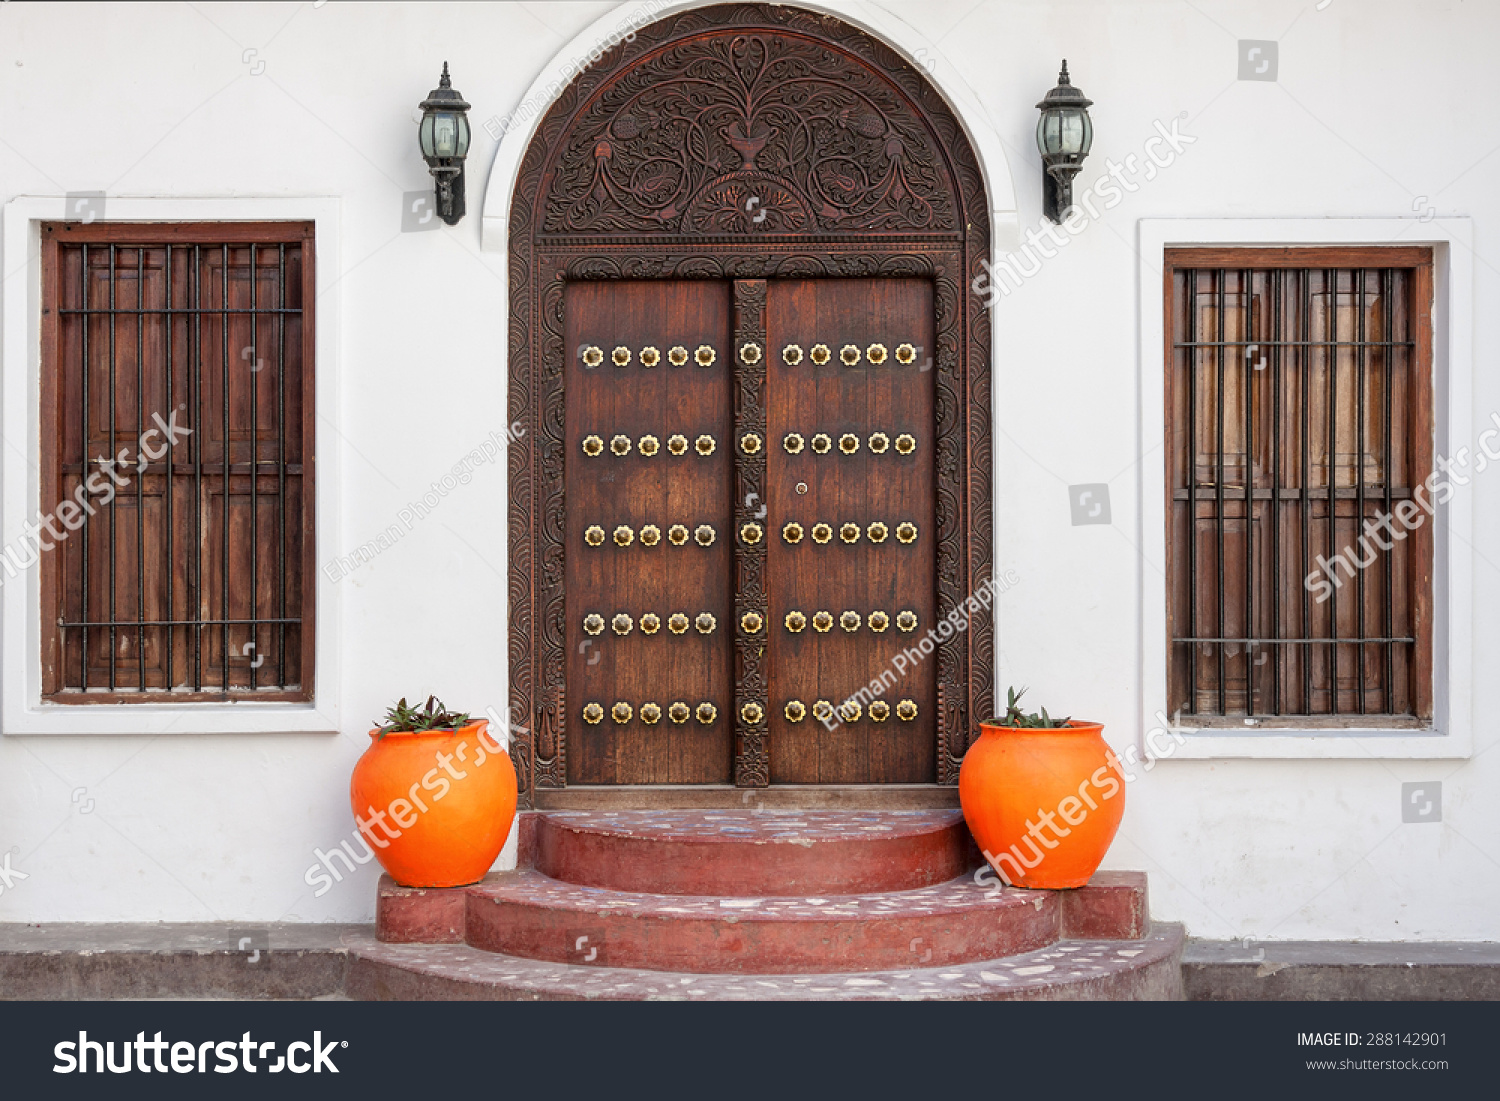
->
xmin=50 ymin=236 xmax=307 ymax=699
xmin=1170 ymin=264 xmax=1424 ymax=720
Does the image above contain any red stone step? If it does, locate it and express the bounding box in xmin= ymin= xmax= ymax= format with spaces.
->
xmin=377 ymin=881 xmax=467 ymax=945
xmin=463 ymin=869 xmax=1058 ymax=974
xmin=376 ymin=870 xmax=1151 ymax=946
xmin=1060 ymin=871 xmax=1149 ymax=940
xmin=532 ymin=810 xmax=975 ymax=896
xmin=346 ymin=923 xmax=1187 ymax=1001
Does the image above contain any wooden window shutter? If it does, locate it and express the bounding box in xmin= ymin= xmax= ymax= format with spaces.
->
xmin=39 ymin=222 xmax=316 ymax=703
xmin=1165 ymin=247 xmax=1434 ymax=724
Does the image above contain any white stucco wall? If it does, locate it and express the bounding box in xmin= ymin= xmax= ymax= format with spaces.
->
xmin=0 ymin=0 xmax=1494 ymax=942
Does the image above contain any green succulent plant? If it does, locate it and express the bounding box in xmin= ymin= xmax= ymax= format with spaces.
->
xmin=995 ymin=686 xmax=1071 ymax=729
xmin=375 ymin=695 xmax=474 ymax=738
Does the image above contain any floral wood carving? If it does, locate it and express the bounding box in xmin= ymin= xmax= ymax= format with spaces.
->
xmin=510 ymin=4 xmax=992 ymax=803
xmin=542 ymin=27 xmax=956 ymax=236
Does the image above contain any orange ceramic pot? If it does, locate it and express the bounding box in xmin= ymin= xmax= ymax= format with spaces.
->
xmin=958 ymin=720 xmax=1125 ymax=890
xmin=349 ymin=720 xmax=518 ymax=888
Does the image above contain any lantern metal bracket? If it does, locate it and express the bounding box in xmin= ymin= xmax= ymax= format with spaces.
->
xmin=430 ymin=164 xmax=465 ymax=226
xmin=1042 ymin=164 xmax=1082 ymax=224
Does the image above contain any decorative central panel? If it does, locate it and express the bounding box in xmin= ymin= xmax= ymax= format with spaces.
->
xmin=541 ymin=32 xmax=959 ymax=238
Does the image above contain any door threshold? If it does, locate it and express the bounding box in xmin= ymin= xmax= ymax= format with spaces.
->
xmin=531 ymin=785 xmax=959 ymax=811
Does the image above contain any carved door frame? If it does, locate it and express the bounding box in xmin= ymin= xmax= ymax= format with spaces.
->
xmin=506 ymin=3 xmax=993 ymax=806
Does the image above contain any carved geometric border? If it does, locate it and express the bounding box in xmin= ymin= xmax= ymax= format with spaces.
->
xmin=508 ymin=5 xmax=993 ymax=806
xmin=731 ymin=280 xmax=769 ymax=786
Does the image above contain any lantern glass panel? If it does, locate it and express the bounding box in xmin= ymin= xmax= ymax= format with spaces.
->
xmin=432 ymin=113 xmax=459 ymax=158
xmin=1037 ymin=108 xmax=1092 ymax=160
xmin=455 ymin=113 xmax=471 ymax=157
xmin=419 ymin=113 xmax=435 ymax=158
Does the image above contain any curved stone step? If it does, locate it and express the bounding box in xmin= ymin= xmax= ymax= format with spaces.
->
xmin=464 ymin=870 xmax=1057 ymax=974
xmin=532 ymin=810 xmax=975 ymax=896
xmin=345 ymin=924 xmax=1187 ymax=1001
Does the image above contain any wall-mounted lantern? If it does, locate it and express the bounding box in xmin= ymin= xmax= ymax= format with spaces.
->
xmin=417 ymin=62 xmax=472 ymax=226
xmin=1035 ymin=61 xmax=1093 ymax=223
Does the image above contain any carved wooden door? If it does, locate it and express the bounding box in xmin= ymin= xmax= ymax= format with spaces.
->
xmin=565 ymin=277 xmax=935 ymax=785
xmin=509 ymin=5 xmax=995 ymax=802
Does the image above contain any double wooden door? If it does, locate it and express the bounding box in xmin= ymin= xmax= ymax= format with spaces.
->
xmin=564 ymin=278 xmax=935 ymax=784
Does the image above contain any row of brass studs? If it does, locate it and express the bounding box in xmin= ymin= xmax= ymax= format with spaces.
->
xmin=586 ymin=518 xmax=913 ymax=549
xmin=582 ymin=608 xmax=914 ymax=636
xmin=784 ymin=609 xmax=918 ymax=634
xmin=583 ymin=611 xmax=718 ymax=636
xmin=583 ymin=433 xmax=717 ymax=458
xmin=581 ymin=345 xmax=717 ymax=369
xmin=781 ymin=343 xmax=918 ymax=368
xmin=583 ymin=701 xmax=719 ymax=725
xmin=784 ymin=698 xmax=919 ymax=723
xmin=784 ymin=432 xmax=916 ymax=456
xmin=782 ymin=521 xmax=918 ymax=545
xmin=585 ymin=430 xmax=917 ymax=458
xmin=583 ymin=695 xmax=917 ymax=725
xmin=584 ymin=523 xmax=717 ymax=548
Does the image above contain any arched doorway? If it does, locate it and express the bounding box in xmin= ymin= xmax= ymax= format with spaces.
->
xmin=505 ymin=3 xmax=994 ymax=805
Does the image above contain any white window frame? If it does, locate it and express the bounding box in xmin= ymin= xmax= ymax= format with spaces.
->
xmin=1 ymin=196 xmax=342 ymax=735
xmin=1137 ymin=218 xmax=1473 ymax=761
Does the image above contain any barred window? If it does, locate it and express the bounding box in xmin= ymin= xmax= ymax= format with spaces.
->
xmin=39 ymin=222 xmax=315 ymax=702
xmin=1165 ymin=247 xmax=1434 ymax=724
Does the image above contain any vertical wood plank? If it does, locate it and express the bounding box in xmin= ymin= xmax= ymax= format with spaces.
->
xmin=1410 ymin=259 xmax=1435 ymax=720
xmin=563 ymin=280 xmax=735 ymax=783
xmin=765 ymin=278 xmax=936 ymax=782
xmin=39 ymin=227 xmax=63 ymax=696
